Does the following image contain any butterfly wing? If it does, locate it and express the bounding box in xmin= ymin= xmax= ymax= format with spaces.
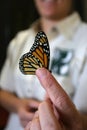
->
xmin=19 ymin=53 xmax=43 ymax=75
xmin=19 ymin=31 xmax=50 ymax=75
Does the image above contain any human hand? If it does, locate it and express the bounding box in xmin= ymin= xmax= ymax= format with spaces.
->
xmin=17 ymin=98 xmax=40 ymax=128
xmin=25 ymin=99 xmax=62 ymax=130
xmin=25 ymin=68 xmax=83 ymax=130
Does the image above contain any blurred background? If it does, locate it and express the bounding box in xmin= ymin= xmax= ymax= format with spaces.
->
xmin=0 ymin=0 xmax=87 ymax=71
xmin=0 ymin=0 xmax=39 ymax=72
xmin=0 ymin=0 xmax=87 ymax=129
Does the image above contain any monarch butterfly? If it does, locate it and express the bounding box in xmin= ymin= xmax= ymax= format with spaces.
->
xmin=19 ymin=31 xmax=50 ymax=75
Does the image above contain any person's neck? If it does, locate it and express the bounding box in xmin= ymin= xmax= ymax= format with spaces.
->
xmin=40 ymin=17 xmax=59 ymax=34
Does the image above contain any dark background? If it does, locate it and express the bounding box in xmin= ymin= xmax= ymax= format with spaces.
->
xmin=0 ymin=0 xmax=39 ymax=71
xmin=0 ymin=0 xmax=87 ymax=71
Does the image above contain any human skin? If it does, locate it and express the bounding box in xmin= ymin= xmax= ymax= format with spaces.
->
xmin=0 ymin=90 xmax=40 ymax=127
xmin=35 ymin=0 xmax=73 ymax=20
xmin=34 ymin=0 xmax=73 ymax=33
xmin=25 ymin=68 xmax=87 ymax=130
xmin=0 ymin=0 xmax=81 ymax=128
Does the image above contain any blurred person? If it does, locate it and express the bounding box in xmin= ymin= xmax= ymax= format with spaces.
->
xmin=0 ymin=0 xmax=87 ymax=130
xmin=25 ymin=68 xmax=87 ymax=130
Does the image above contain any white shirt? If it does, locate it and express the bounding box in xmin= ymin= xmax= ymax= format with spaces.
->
xmin=0 ymin=12 xmax=87 ymax=130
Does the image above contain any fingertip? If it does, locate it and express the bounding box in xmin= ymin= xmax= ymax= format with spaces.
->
xmin=34 ymin=111 xmax=39 ymax=118
xmin=36 ymin=68 xmax=48 ymax=78
xmin=24 ymin=121 xmax=31 ymax=130
xmin=30 ymin=116 xmax=41 ymax=130
xmin=36 ymin=68 xmax=52 ymax=91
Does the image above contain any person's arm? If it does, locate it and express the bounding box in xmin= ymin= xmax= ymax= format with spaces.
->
xmin=0 ymin=89 xmax=40 ymax=127
xmin=0 ymin=89 xmax=22 ymax=113
xmin=25 ymin=68 xmax=87 ymax=130
xmin=0 ymin=32 xmax=41 ymax=127
xmin=81 ymin=114 xmax=87 ymax=130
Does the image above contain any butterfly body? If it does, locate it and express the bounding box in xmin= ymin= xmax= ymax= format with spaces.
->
xmin=19 ymin=31 xmax=50 ymax=75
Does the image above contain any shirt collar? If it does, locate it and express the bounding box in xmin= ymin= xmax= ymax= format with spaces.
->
xmin=31 ymin=12 xmax=82 ymax=40
xmin=55 ymin=12 xmax=82 ymax=40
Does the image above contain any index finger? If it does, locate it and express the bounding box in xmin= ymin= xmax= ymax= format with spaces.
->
xmin=36 ymin=68 xmax=78 ymax=121
xmin=36 ymin=68 xmax=70 ymax=106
